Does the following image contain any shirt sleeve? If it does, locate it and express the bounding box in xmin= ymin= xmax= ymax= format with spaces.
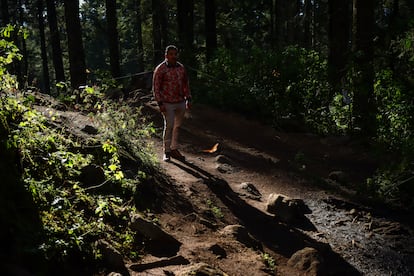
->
xmin=152 ymin=65 xmax=163 ymax=102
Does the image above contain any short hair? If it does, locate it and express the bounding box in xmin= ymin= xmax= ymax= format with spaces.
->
xmin=165 ymin=45 xmax=178 ymax=54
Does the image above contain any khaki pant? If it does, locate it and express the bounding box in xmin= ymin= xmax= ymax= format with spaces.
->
xmin=162 ymin=101 xmax=186 ymax=152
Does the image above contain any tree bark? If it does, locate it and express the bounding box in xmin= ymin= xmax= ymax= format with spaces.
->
xmin=328 ymin=0 xmax=351 ymax=95
xmin=17 ymin=0 xmax=28 ymax=88
xmin=313 ymin=0 xmax=329 ymax=52
xmin=134 ymin=0 xmax=144 ymax=71
xmin=303 ymin=0 xmax=313 ymax=49
xmin=270 ymin=0 xmax=275 ymax=48
xmin=205 ymin=0 xmax=217 ymax=62
xmin=1 ymin=0 xmax=10 ymax=24
xmin=275 ymin=0 xmax=287 ymax=49
xmin=177 ymin=0 xmax=194 ymax=62
xmin=105 ymin=0 xmax=121 ymax=79
xmin=352 ymin=0 xmax=376 ymax=137
xmin=37 ymin=0 xmax=51 ymax=94
xmin=63 ymin=0 xmax=87 ymax=89
xmin=152 ymin=0 xmax=163 ymax=65
xmin=160 ymin=1 xmax=169 ymax=50
xmin=46 ymin=0 xmax=65 ymax=83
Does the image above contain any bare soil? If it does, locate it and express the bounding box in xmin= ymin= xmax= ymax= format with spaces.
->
xmin=130 ymin=101 xmax=414 ymax=276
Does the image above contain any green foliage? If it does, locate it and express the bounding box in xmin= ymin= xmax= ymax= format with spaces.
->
xmin=206 ymin=199 xmax=224 ymax=219
xmin=0 ymin=84 xmax=156 ymax=267
xmin=196 ymin=43 xmax=414 ymax=208
xmin=375 ymin=69 xmax=413 ymax=152
xmin=365 ymin=163 xmax=414 ymax=209
xmin=328 ymin=94 xmax=353 ymax=132
xmin=261 ymin=252 xmax=276 ymax=273
xmin=0 ymin=25 xmax=23 ymax=91
xmin=362 ymin=29 xmax=414 ymax=208
xmin=196 ymin=46 xmax=331 ymax=130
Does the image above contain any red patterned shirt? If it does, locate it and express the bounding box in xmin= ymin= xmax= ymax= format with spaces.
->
xmin=152 ymin=60 xmax=191 ymax=104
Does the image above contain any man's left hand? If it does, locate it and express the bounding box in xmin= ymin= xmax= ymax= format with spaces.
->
xmin=186 ymin=100 xmax=192 ymax=110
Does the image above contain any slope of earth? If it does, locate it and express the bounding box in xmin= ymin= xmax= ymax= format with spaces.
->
xmin=133 ymin=101 xmax=414 ymax=276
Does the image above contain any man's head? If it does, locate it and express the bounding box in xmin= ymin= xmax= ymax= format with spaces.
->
xmin=165 ymin=45 xmax=178 ymax=65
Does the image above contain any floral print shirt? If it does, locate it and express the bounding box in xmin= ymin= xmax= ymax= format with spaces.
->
xmin=152 ymin=60 xmax=191 ymax=104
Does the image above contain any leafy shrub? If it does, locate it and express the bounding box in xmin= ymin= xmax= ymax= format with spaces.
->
xmin=195 ymin=46 xmax=332 ymax=131
xmin=0 ymin=87 xmax=157 ymax=273
xmin=0 ymin=25 xmax=24 ymax=91
xmin=364 ymin=28 xmax=414 ymax=209
xmin=375 ymin=69 xmax=413 ymax=152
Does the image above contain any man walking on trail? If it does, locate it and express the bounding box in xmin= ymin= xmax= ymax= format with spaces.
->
xmin=153 ymin=45 xmax=192 ymax=162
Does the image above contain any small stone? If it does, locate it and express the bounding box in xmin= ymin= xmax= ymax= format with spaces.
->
xmin=81 ymin=124 xmax=98 ymax=135
xmin=239 ymin=182 xmax=262 ymax=197
xmin=208 ymin=244 xmax=227 ymax=259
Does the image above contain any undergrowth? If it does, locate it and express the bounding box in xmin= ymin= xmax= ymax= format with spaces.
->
xmin=194 ymin=44 xmax=414 ymax=210
xmin=0 ymin=86 xmax=158 ymax=273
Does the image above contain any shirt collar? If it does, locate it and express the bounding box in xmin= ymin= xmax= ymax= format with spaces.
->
xmin=165 ymin=60 xmax=180 ymax=68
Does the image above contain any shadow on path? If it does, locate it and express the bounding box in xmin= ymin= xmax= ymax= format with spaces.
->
xmin=169 ymin=158 xmax=361 ymax=275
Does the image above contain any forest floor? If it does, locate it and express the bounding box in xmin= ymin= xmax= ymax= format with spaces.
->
xmin=127 ymin=100 xmax=414 ymax=276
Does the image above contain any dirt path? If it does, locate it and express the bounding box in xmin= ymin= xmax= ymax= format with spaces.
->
xmin=132 ymin=102 xmax=414 ymax=275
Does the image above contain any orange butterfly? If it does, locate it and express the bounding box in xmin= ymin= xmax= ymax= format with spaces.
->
xmin=202 ymin=143 xmax=219 ymax=153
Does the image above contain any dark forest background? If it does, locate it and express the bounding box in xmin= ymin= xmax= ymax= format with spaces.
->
xmin=1 ymin=0 xmax=413 ymax=274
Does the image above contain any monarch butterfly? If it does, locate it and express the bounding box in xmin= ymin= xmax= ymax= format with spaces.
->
xmin=202 ymin=143 xmax=219 ymax=153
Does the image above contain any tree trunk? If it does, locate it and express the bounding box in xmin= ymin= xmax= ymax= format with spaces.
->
xmin=275 ymin=0 xmax=287 ymax=49
xmin=1 ymin=0 xmax=10 ymax=24
xmin=270 ymin=0 xmax=275 ymax=48
xmin=134 ymin=0 xmax=144 ymax=71
xmin=160 ymin=1 xmax=169 ymax=50
xmin=46 ymin=0 xmax=65 ymax=83
xmin=17 ymin=0 xmax=28 ymax=88
xmin=303 ymin=0 xmax=313 ymax=49
xmin=105 ymin=0 xmax=121 ymax=79
xmin=328 ymin=0 xmax=351 ymax=95
xmin=63 ymin=0 xmax=87 ymax=89
xmin=205 ymin=0 xmax=217 ymax=62
xmin=152 ymin=0 xmax=163 ymax=65
xmin=37 ymin=0 xmax=51 ymax=94
xmin=352 ymin=0 xmax=376 ymax=137
xmin=313 ymin=0 xmax=329 ymax=52
xmin=177 ymin=0 xmax=194 ymax=62
xmin=288 ymin=0 xmax=301 ymax=45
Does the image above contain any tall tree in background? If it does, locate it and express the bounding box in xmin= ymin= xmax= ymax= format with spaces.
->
xmin=17 ymin=0 xmax=28 ymax=87
xmin=313 ymin=0 xmax=329 ymax=52
xmin=105 ymin=0 xmax=121 ymax=78
xmin=1 ymin=0 xmax=10 ymax=25
xmin=270 ymin=0 xmax=275 ymax=48
xmin=274 ymin=0 xmax=302 ymax=48
xmin=152 ymin=0 xmax=163 ymax=64
xmin=177 ymin=0 xmax=194 ymax=62
xmin=37 ymin=0 xmax=51 ymax=94
xmin=287 ymin=0 xmax=301 ymax=45
xmin=80 ymin=0 xmax=108 ymax=72
xmin=160 ymin=1 xmax=169 ymax=50
xmin=328 ymin=0 xmax=350 ymax=95
xmin=303 ymin=0 xmax=313 ymax=48
xmin=134 ymin=0 xmax=144 ymax=71
xmin=352 ymin=0 xmax=376 ymax=136
xmin=205 ymin=0 xmax=217 ymax=62
xmin=64 ymin=0 xmax=87 ymax=89
xmin=274 ymin=0 xmax=288 ymax=49
xmin=46 ymin=0 xmax=65 ymax=83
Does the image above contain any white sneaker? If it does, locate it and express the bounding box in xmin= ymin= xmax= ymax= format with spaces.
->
xmin=163 ymin=152 xmax=171 ymax=162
